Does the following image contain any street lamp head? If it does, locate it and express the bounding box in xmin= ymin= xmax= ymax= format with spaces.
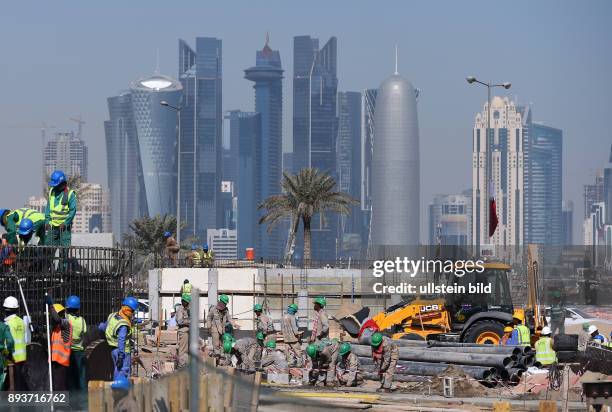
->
xmin=466 ymin=76 xmax=476 ymax=84
xmin=503 ymin=82 xmax=511 ymax=89
xmin=160 ymin=100 xmax=169 ymax=106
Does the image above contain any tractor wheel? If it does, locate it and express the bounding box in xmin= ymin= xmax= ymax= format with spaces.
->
xmin=399 ymin=333 xmax=426 ymax=341
xmin=462 ymin=320 xmax=504 ymax=344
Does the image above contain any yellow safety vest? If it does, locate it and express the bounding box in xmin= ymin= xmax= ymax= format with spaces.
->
xmin=182 ymin=283 xmax=193 ymax=294
xmin=191 ymin=252 xmax=201 ymax=266
xmin=535 ymin=337 xmax=556 ymax=365
xmin=67 ymin=314 xmax=87 ymax=351
xmin=516 ymin=325 xmax=531 ymax=345
xmin=6 ymin=316 xmax=27 ymax=362
xmin=12 ymin=208 xmax=45 ymax=226
xmin=48 ymin=188 xmax=75 ymax=227
xmin=105 ymin=313 xmax=132 ymax=353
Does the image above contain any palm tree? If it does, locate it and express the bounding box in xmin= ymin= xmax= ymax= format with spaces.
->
xmin=125 ymin=214 xmax=178 ymax=256
xmin=258 ymin=168 xmax=357 ymax=266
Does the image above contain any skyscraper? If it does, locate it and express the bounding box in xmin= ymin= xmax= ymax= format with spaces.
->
xmin=360 ymin=89 xmax=377 ymax=214
xmin=292 ymin=35 xmax=338 ymax=260
xmin=178 ymin=38 xmax=223 ymax=241
xmin=245 ymin=35 xmax=284 ymax=258
xmin=43 ymin=131 xmax=88 ymax=187
xmin=604 ymin=145 xmax=612 ymax=225
xmin=583 ymin=171 xmax=604 ymax=219
xmin=369 ymin=67 xmax=420 ymax=257
xmin=429 ymin=192 xmax=472 ymax=246
xmin=561 ymin=200 xmax=573 ymax=245
xmin=472 ymin=97 xmax=524 ymax=253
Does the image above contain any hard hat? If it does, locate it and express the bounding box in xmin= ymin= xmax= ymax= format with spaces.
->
xmin=163 ymin=231 xmax=172 ymax=238
xmin=222 ymin=333 xmax=234 ymax=342
xmin=17 ymin=218 xmax=34 ymax=236
xmin=122 ymin=297 xmax=139 ymax=311
xmin=504 ymin=326 xmax=513 ymax=333
xmin=541 ymin=326 xmax=552 ymax=336
xmin=219 ymin=294 xmax=229 ymax=305
xmin=181 ymin=293 xmax=191 ymax=303
xmin=223 ymin=340 xmax=233 ymax=354
xmin=588 ymin=325 xmax=599 ymax=334
xmin=48 ymin=170 xmax=67 ymax=187
xmin=371 ymin=332 xmax=383 ymax=347
xmin=313 ymin=297 xmax=326 ymax=307
xmin=191 ymin=244 xmax=198 ymax=250
xmin=266 ymin=340 xmax=277 ymax=349
xmin=256 ymin=331 xmax=264 ymax=340
xmin=203 ymin=244 xmax=209 ymax=250
xmin=306 ymin=344 xmax=318 ymax=358
xmin=3 ymin=296 xmax=19 ymax=309
xmin=287 ymin=303 xmax=298 ymax=313
xmin=582 ymin=323 xmax=590 ymax=331
xmin=253 ymin=303 xmax=263 ymax=312
xmin=65 ymin=295 xmax=81 ymax=309
xmin=53 ymin=303 xmax=65 ymax=313
xmin=111 ymin=376 xmax=131 ymax=390
xmin=339 ymin=342 xmax=352 ymax=356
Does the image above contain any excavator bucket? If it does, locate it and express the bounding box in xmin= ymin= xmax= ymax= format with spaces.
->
xmin=334 ymin=303 xmax=370 ymax=337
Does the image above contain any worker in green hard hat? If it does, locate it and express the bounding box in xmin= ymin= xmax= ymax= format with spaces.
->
xmin=307 ymin=339 xmax=340 ymax=387
xmin=370 ymin=332 xmax=398 ymax=392
xmin=207 ymin=294 xmax=232 ymax=356
xmin=225 ymin=334 xmax=263 ymax=370
xmin=253 ymin=303 xmax=275 ymax=344
xmin=282 ymin=303 xmax=304 ymax=367
xmin=337 ymin=342 xmax=363 ymax=387
xmin=260 ymin=339 xmax=287 ymax=374
xmin=175 ymin=293 xmax=191 ymax=368
xmin=308 ymin=297 xmax=329 ymax=344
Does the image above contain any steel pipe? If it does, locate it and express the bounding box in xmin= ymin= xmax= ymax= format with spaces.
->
xmin=358 ymin=357 xmax=496 ymax=380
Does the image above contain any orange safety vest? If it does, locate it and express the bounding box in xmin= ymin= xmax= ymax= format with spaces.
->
xmin=51 ymin=323 xmax=72 ymax=367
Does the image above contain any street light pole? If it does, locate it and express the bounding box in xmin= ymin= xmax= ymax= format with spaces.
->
xmin=161 ymin=101 xmax=182 ymax=245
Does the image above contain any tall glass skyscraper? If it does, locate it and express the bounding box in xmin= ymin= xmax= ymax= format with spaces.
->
xmin=292 ymin=35 xmax=338 ymax=260
xmin=245 ymin=35 xmax=284 ymax=258
xmin=43 ymin=131 xmax=88 ymax=188
xmin=178 ymin=38 xmax=223 ymax=241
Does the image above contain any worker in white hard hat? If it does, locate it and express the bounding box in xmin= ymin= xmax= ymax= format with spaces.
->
xmin=534 ymin=326 xmax=557 ymax=367
xmin=3 ymin=296 xmax=27 ymax=390
xmin=588 ymin=325 xmax=608 ymax=344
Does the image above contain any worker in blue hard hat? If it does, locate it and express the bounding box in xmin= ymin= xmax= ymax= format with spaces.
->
xmin=45 ymin=170 xmax=77 ymax=247
xmin=201 ymin=244 xmax=214 ymax=267
xmin=1 ymin=208 xmax=46 ymax=245
xmin=64 ymin=295 xmax=88 ymax=391
xmin=99 ymin=297 xmax=138 ymax=380
xmin=188 ymin=244 xmax=202 ymax=268
xmin=163 ymin=231 xmax=179 ymax=267
xmin=17 ymin=215 xmax=47 ymax=246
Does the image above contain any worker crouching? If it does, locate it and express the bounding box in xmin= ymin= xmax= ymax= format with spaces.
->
xmin=336 ymin=342 xmax=363 ymax=387
xmin=307 ymin=339 xmax=339 ymax=387
xmin=370 ymin=332 xmax=398 ymax=393
xmin=260 ymin=340 xmax=287 ymax=373
xmin=223 ymin=333 xmax=263 ymax=370
xmin=101 ymin=297 xmax=138 ymax=380
xmin=534 ymin=326 xmax=557 ymax=367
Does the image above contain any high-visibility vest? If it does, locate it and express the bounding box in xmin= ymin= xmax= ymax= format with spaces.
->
xmin=66 ymin=314 xmax=87 ymax=351
xmin=201 ymin=251 xmax=213 ymax=261
xmin=105 ymin=313 xmax=132 ymax=353
xmin=182 ymin=283 xmax=192 ymax=294
xmin=516 ymin=325 xmax=531 ymax=345
xmin=535 ymin=337 xmax=557 ymax=365
xmin=51 ymin=323 xmax=72 ymax=367
xmin=191 ymin=252 xmax=202 ymax=266
xmin=48 ymin=188 xmax=75 ymax=227
xmin=5 ymin=316 xmax=26 ymax=362
xmin=10 ymin=209 xmax=45 ymax=229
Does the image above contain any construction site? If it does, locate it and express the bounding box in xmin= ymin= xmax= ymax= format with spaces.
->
xmin=0 ymin=244 xmax=610 ymax=411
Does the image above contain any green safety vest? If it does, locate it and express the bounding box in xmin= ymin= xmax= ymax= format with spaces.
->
xmin=105 ymin=313 xmax=131 ymax=353
xmin=535 ymin=337 xmax=557 ymax=365
xmin=67 ymin=314 xmax=87 ymax=351
xmin=516 ymin=325 xmax=531 ymax=345
xmin=48 ymin=188 xmax=75 ymax=227
xmin=5 ymin=316 xmax=26 ymax=362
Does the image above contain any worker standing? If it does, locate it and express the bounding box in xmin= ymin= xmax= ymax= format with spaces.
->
xmin=260 ymin=340 xmax=287 ymax=373
xmin=281 ymin=303 xmax=303 ymax=367
xmin=337 ymin=342 xmax=363 ymax=387
xmin=45 ymin=170 xmax=77 ymax=247
xmin=64 ymin=295 xmax=88 ymax=391
xmin=207 ymin=295 xmax=231 ymax=356
xmin=370 ymin=332 xmax=398 ymax=393
xmin=17 ymin=215 xmax=47 ymax=246
xmin=163 ymin=232 xmax=180 ymax=267
xmin=3 ymin=296 xmax=27 ymax=390
xmin=589 ymin=325 xmax=608 ymax=344
xmin=512 ymin=318 xmax=531 ymax=346
xmin=187 ymin=245 xmax=201 ymax=268
xmin=500 ymin=326 xmax=513 ymax=345
xmin=0 ymin=317 xmax=14 ymax=389
xmin=46 ymin=297 xmax=73 ymax=391
xmin=175 ymin=293 xmax=191 ymax=368
xmin=101 ymin=297 xmax=138 ymax=380
xmin=534 ymin=326 xmax=557 ymax=367
xmin=550 ymin=290 xmax=565 ymax=336
xmin=578 ymin=323 xmax=591 ymax=351
xmin=201 ymin=244 xmax=214 ymax=267
xmin=309 ymin=297 xmax=329 ymax=343
xmin=307 ymin=339 xmax=340 ymax=387
xmin=254 ymin=304 xmax=275 ymax=343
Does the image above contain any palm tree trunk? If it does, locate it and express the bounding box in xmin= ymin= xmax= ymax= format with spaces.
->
xmin=303 ymin=215 xmax=312 ymax=267
xmin=284 ymin=214 xmax=299 ymax=265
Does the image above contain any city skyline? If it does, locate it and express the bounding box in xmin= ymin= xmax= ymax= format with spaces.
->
xmin=2 ymin=1 xmax=611 ymax=243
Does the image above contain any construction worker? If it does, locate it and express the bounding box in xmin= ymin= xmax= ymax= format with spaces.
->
xmin=500 ymin=326 xmax=513 ymax=345
xmin=175 ymin=293 xmax=191 ymax=368
xmin=45 ymin=170 xmax=77 ymax=247
xmin=17 ymin=214 xmax=47 ymax=246
xmin=260 ymin=340 xmax=287 ymax=373
xmin=3 ymin=296 xmax=27 ymax=390
xmin=187 ymin=244 xmax=201 ymax=268
xmin=589 ymin=325 xmax=608 ymax=344
xmin=64 ymin=295 xmax=88 ymax=391
xmin=578 ymin=323 xmax=591 ymax=351
xmin=337 ymin=342 xmax=363 ymax=387
xmin=163 ymin=231 xmax=180 ymax=267
xmin=180 ymin=279 xmax=192 ymax=295
xmin=370 ymin=332 xmax=398 ymax=393
xmin=1 ymin=208 xmax=46 ymax=245
xmin=254 ymin=303 xmax=275 ymax=343
xmin=1 ymin=235 xmax=16 ymax=271
xmin=225 ymin=334 xmax=263 ymax=370
xmin=101 ymin=297 xmax=138 ymax=380
xmin=512 ymin=318 xmax=531 ymax=346
xmin=309 ymin=297 xmax=329 ymax=343
xmin=550 ymin=290 xmax=565 ymax=336
xmin=282 ymin=303 xmax=304 ymax=367
xmin=201 ymin=244 xmax=214 ymax=267
xmin=46 ymin=297 xmax=72 ymax=391
xmin=207 ymin=294 xmax=232 ymax=356
xmin=307 ymin=339 xmax=339 ymax=386
xmin=110 ymin=375 xmax=138 ymax=411
xmin=217 ymin=333 xmax=235 ymax=366
xmin=0 ymin=317 xmax=14 ymax=389
xmin=534 ymin=326 xmax=557 ymax=367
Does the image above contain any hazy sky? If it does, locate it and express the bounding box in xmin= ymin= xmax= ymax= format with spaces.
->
xmin=1 ymin=1 xmax=611 ymax=241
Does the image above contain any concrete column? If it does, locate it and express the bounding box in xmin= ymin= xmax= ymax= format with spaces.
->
xmin=208 ymin=268 xmax=219 ymax=309
xmin=148 ymin=269 xmax=162 ymax=324
xmin=298 ymin=288 xmax=308 ymax=329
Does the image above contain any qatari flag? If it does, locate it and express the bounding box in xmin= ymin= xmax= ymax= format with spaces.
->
xmin=489 ymin=181 xmax=498 ymax=237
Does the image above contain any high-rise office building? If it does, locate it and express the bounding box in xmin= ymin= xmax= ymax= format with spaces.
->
xmin=561 ymin=200 xmax=573 ymax=245
xmin=583 ymin=171 xmax=604 ymax=219
xmin=472 ymin=97 xmax=524 ymax=253
xmin=360 ymin=89 xmax=377 ymax=213
xmin=604 ymin=145 xmax=612 ymax=225
xmin=178 ymin=38 xmax=223 ymax=241
xmin=428 ymin=192 xmax=472 ymax=246
xmin=245 ymin=35 xmax=284 ymax=258
xmin=43 ymin=131 xmax=88 ymax=187
xmin=206 ymin=229 xmax=237 ymax=260
xmin=292 ymin=35 xmax=338 ymax=260
xmin=282 ymin=152 xmax=293 ymax=174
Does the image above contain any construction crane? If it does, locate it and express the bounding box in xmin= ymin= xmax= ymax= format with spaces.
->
xmin=70 ymin=116 xmax=86 ymax=139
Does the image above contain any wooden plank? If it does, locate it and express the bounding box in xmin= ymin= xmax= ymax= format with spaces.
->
xmin=88 ymin=381 xmax=106 ymax=412
xmin=223 ymin=367 xmax=236 ymax=411
xmin=538 ymin=400 xmax=557 ymax=412
xmin=250 ymin=372 xmax=262 ymax=412
xmin=493 ymin=401 xmax=511 ymax=412
xmin=180 ymin=371 xmax=190 ymax=411
xmin=208 ymin=370 xmax=224 ymax=412
xmin=199 ymin=373 xmax=209 ymax=412
xmin=167 ymin=373 xmax=180 ymax=411
xmin=151 ymin=378 xmax=170 ymax=412
xmin=103 ymin=382 xmax=114 ymax=412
